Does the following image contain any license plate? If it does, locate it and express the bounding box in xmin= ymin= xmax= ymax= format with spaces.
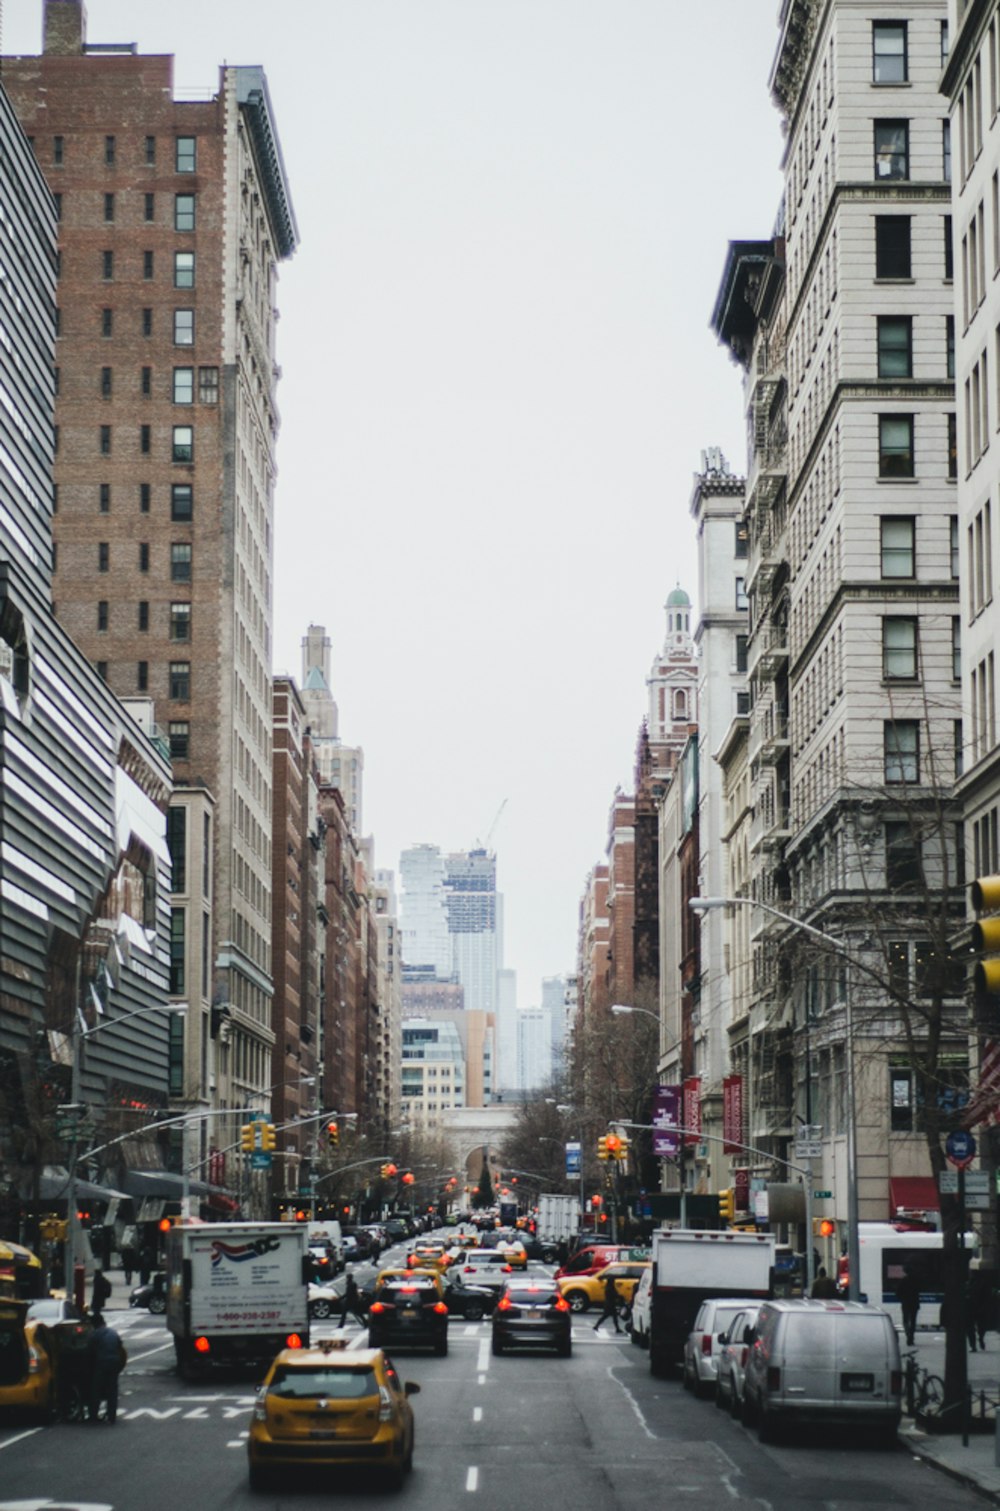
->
xmin=402 ymin=1308 xmax=417 ymax=1317
xmin=841 ymin=1373 xmax=874 ymax=1392
xmin=309 ymin=1429 xmax=336 ymax=1439
xmin=525 ymin=1309 xmax=542 ymax=1319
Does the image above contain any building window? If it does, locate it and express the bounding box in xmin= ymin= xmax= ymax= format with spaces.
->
xmin=103 ymin=192 xmax=115 ymax=222
xmin=736 ymin=634 xmax=748 ymax=673
xmin=138 ymin=600 xmax=149 ymax=631
xmin=875 ymin=121 xmax=909 ymax=180
xmin=735 ymin=520 xmax=748 ymax=558
xmin=141 ymin=366 xmax=151 ymax=396
xmin=880 ymin=516 xmax=915 ymax=577
xmin=142 ymin=308 xmax=152 ymax=336
xmin=169 ymin=908 xmax=185 ymax=994
xmin=175 ymin=194 xmax=195 ymax=232
xmin=145 ymin=135 xmax=156 ymax=165
xmin=174 ymin=251 xmax=195 ymax=289
xmin=97 ymin=600 xmax=108 ymax=631
xmin=139 ymin=543 xmax=150 ymax=572
xmin=171 ymin=543 xmax=192 ymax=581
xmin=143 ymin=191 xmax=155 ymax=222
xmin=169 ymin=721 xmax=190 ymax=761
xmin=53 ymin=135 xmax=63 ymax=164
xmin=172 ymin=425 xmax=193 ymax=463
xmin=101 ymin=308 xmax=113 ymax=337
xmin=140 ymin=482 xmax=151 ymax=513
xmin=140 ymin=424 xmax=151 ymax=454
xmin=102 ymin=249 xmax=113 ymax=280
xmin=945 ymin=215 xmax=954 ymax=279
xmin=884 ymin=719 xmax=920 ymax=783
xmin=176 ymin=136 xmax=196 ymax=172
xmin=735 ymin=577 xmax=748 ymax=611
xmin=953 ymin=617 xmax=962 ymax=681
xmin=173 ymin=368 xmax=194 ymax=404
xmin=99 ymin=482 xmax=110 ymax=512
xmin=948 ymin=413 xmax=958 ymax=479
xmin=882 ymin=617 xmax=918 ymax=679
xmin=955 ymin=719 xmax=964 ymax=778
xmin=943 ymin=119 xmax=952 ymax=183
xmin=876 ymin=216 xmax=918 ymax=278
xmin=736 ymin=689 xmax=750 ymax=716
xmin=167 ymin=807 xmax=186 ymax=892
xmin=198 ymin=366 xmax=219 ymax=404
xmin=947 ymin=316 xmax=955 ymax=379
xmin=104 ymin=135 xmax=116 ymax=165
xmin=99 ymin=424 xmax=111 ymax=455
xmin=137 ymin=660 xmax=148 ymax=692
xmin=877 ymin=316 xmax=912 ymax=378
xmin=879 ymin=414 xmax=914 ymax=477
xmin=170 ymin=602 xmax=191 ymax=641
xmin=95 ymin=660 xmax=107 ymax=681
xmin=98 ymin=542 xmax=109 ymax=573
xmin=143 ymin=250 xmax=154 ymax=280
xmin=951 ymin=516 xmax=960 ymax=578
xmin=170 ymin=661 xmax=191 ymax=700
xmin=171 ymin=483 xmax=193 ymax=521
xmin=873 ymin=21 xmax=907 ymax=84
xmin=174 ymin=309 xmax=194 ymax=346
xmin=885 ymin=822 xmax=923 ymax=891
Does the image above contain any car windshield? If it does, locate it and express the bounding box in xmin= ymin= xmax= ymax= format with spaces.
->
xmin=507 ymin=1287 xmax=558 ymax=1305
xmin=269 ymin=1365 xmax=378 ymax=1400
xmin=382 ymin=1282 xmax=437 ymax=1302
xmin=26 ymin=1300 xmax=74 ymax=1320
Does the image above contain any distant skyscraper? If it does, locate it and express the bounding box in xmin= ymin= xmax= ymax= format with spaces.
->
xmin=516 ymin=1009 xmax=551 ymax=1093
xmin=300 ymin=625 xmax=364 ymax=832
xmin=444 ymin=849 xmax=498 ymax=1016
xmin=400 ymin=845 xmax=454 ymax=982
xmin=541 ymin=975 xmax=568 ymax=1079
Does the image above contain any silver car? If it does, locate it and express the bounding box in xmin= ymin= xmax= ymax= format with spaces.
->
xmin=683 ymin=1298 xmax=751 ymax=1397
xmin=714 ymin=1305 xmax=761 ymax=1417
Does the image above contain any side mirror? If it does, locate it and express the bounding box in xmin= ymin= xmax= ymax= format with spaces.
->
xmin=744 ymin=1326 xmax=756 ymax=1345
xmin=717 ymin=1331 xmax=728 ymax=1345
xmin=404 ymin=1381 xmax=421 ymax=1397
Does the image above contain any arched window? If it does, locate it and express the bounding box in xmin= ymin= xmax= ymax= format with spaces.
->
xmin=673 ymin=688 xmax=687 ymax=720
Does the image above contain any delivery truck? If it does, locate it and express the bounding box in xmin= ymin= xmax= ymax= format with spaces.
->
xmin=166 ymin=1221 xmax=311 ymax=1378
xmin=536 ymin=1193 xmax=579 ymax=1255
xmin=648 ymin=1228 xmax=776 ymax=1378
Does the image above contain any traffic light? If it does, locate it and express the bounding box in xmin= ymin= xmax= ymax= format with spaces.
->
xmin=597 ymin=1136 xmax=609 ymax=1161
xmin=813 ymin=1216 xmax=836 ymax=1238
xmin=401 ymin=1171 xmax=414 ymax=1186
xmin=261 ymin=1123 xmax=277 ymax=1152
xmin=971 ymin=876 xmax=1000 ymax=1000
xmin=605 ymin=1133 xmax=622 ymax=1161
xmin=240 ymin=1123 xmax=256 ymax=1152
xmin=590 ymin=1193 xmax=602 ymax=1208
xmin=327 ymin=1120 xmax=339 ymax=1148
xmin=380 ymin=1162 xmax=397 ymax=1180
xmin=613 ymin=1135 xmax=629 ymax=1163
xmin=718 ymin=1188 xmax=736 ymax=1224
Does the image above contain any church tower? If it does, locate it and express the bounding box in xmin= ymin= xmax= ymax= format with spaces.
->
xmin=647 ymin=584 xmax=698 ymax=767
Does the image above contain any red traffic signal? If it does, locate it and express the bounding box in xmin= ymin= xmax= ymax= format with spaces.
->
xmin=604 ymin=1133 xmax=622 ymax=1158
xmin=158 ymin=1217 xmax=172 ymax=1233
xmin=817 ymin=1218 xmax=836 ymax=1238
xmin=401 ymin=1171 xmax=414 ymax=1186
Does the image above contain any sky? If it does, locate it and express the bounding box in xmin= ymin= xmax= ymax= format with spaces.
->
xmin=3 ymin=0 xmax=785 ymax=1009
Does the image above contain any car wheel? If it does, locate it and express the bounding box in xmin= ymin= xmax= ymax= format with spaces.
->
xmin=465 ymin=1302 xmax=484 ymax=1322
xmin=148 ymin=1294 xmax=166 ymax=1316
xmin=491 ymin=1336 xmax=504 ymax=1356
xmin=566 ymin=1291 xmax=589 ymax=1314
xmin=311 ymin=1297 xmax=332 ymax=1320
xmin=404 ymin=1428 xmax=415 ymax=1473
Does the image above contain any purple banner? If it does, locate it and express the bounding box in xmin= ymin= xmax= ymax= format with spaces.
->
xmin=653 ymin=1084 xmax=681 ymax=1159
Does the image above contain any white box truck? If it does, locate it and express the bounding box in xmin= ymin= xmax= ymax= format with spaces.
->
xmin=166 ymin=1221 xmax=310 ymax=1378
xmin=536 ymin=1194 xmax=578 ymax=1257
xmin=648 ymin=1228 xmax=776 ymax=1378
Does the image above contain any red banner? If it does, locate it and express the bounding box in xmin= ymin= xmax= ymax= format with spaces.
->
xmin=683 ymin=1077 xmax=701 ymax=1147
xmin=723 ymin=1074 xmax=743 ymax=1154
xmin=733 ymin=1167 xmax=750 ymax=1212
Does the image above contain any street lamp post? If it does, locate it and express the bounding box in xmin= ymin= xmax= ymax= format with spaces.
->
xmin=607 ymin=1009 xmax=690 ymax=1229
xmin=690 ymin=895 xmax=860 ymax=1301
xmin=66 ymin=1002 xmax=186 ymax=1294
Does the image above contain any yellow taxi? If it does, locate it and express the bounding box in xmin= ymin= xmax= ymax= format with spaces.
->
xmin=247 ymin=1337 xmax=420 ymax=1492
xmin=406 ymin=1240 xmax=450 ymax=1272
xmin=0 ymin=1298 xmax=56 ymax=1421
xmin=375 ymin=1266 xmax=444 ymax=1295
xmin=556 ymin=1261 xmax=651 ymax=1314
xmin=495 ymin=1239 xmax=528 ymax=1270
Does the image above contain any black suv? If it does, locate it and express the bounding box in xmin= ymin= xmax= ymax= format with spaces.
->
xmin=367 ymin=1273 xmax=449 ymax=1356
xmin=492 ymin=1279 xmax=572 ymax=1357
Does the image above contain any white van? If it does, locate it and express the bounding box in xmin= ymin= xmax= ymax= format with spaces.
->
xmin=743 ymin=1298 xmax=901 ymax=1442
xmin=856 ymin=1223 xmax=977 ymax=1330
xmin=307 ymin=1221 xmax=344 ymax=1266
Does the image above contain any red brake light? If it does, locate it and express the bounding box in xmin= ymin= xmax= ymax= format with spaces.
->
xmin=369 ymin=1301 xmax=386 ymax=1315
xmin=286 ymin=1333 xmax=304 ymax=1350
xmin=554 ymin=1296 xmax=570 ymax=1313
xmin=194 ymin=1336 xmax=211 ymax=1355
xmin=502 ymin=1264 xmax=512 ymax=1272
xmin=496 ymin=1295 xmax=512 ymax=1311
xmin=701 ymin=1334 xmax=712 ymax=1355
xmin=400 ymin=1285 xmax=418 ymax=1293
xmin=433 ymin=1302 xmax=448 ymax=1315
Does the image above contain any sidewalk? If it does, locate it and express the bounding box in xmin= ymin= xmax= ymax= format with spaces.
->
xmin=900 ymin=1329 xmax=1000 ymax=1502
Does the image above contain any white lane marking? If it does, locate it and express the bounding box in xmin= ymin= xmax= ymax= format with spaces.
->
xmin=607 ymin=1362 xmax=656 ymax=1440
xmin=473 ymin=1406 xmax=482 ymax=1422
xmin=466 ymin=1466 xmax=479 ymax=1492
xmin=476 ymin=1338 xmax=489 ymax=1373
xmin=0 ymin=1426 xmax=43 ymax=1452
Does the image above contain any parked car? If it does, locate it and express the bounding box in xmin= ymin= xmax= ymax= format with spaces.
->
xmin=683 ymin=1298 xmax=750 ymax=1397
xmin=714 ymin=1304 xmax=761 ymax=1417
xmin=247 ymin=1339 xmax=420 ymax=1492
xmin=128 ymin=1272 xmax=167 ymax=1316
xmin=742 ymin=1299 xmax=902 ymax=1443
xmin=628 ymin=1266 xmax=653 ymax=1349
xmin=491 ymin=1278 xmax=572 ymax=1357
xmin=367 ymin=1271 xmax=449 ymax=1356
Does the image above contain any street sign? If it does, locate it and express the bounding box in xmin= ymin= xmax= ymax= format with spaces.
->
xmin=964 ymin=1193 xmax=992 ymax=1211
xmin=250 ymin=1151 xmax=272 ymax=1170
xmin=795 ymin=1142 xmax=822 ymax=1159
xmin=812 ymin=1190 xmax=832 ymax=1199
xmin=946 ymin=1130 xmax=977 ymax=1169
xmin=939 ymin=1171 xmax=959 ymax=1193
xmin=965 ymin=1170 xmax=990 ymax=1193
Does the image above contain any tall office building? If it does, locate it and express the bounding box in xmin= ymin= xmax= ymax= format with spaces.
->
xmin=300 ymin=624 xmax=364 ymax=832
xmin=400 ymin=845 xmax=454 ymax=982
xmin=3 ymin=3 xmax=299 ymax=1161
xmin=444 ymin=848 xmax=499 ymax=1016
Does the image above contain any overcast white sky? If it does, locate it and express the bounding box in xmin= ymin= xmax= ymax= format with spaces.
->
xmin=5 ymin=1 xmax=785 ymax=1009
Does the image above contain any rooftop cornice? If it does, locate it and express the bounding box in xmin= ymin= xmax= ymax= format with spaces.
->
xmin=235 ymin=65 xmax=299 ymax=260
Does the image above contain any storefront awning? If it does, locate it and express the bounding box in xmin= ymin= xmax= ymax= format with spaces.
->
xmin=35 ymin=1167 xmax=131 ymax=1204
xmin=889 ymin=1176 xmax=939 ymax=1219
xmin=122 ymin=1169 xmax=215 ymax=1199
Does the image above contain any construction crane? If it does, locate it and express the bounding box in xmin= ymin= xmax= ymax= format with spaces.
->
xmin=476 ymin=798 xmax=508 ymax=852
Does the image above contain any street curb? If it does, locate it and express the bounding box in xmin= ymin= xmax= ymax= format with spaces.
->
xmin=900 ymin=1427 xmax=1000 ymax=1507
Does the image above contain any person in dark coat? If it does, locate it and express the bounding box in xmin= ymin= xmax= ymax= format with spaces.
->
xmin=811 ymin=1267 xmax=838 ymax=1298
xmin=91 ymin=1266 xmax=112 ymax=1314
xmin=120 ymin=1242 xmax=138 ymax=1285
xmin=87 ymin=1312 xmax=126 ymax=1424
xmin=339 ymin=1270 xmax=365 ymax=1328
xmin=896 ymin=1266 xmax=921 ymax=1347
xmin=593 ymin=1272 xmax=622 ymax=1334
xmin=967 ymin=1268 xmax=993 ymax=1351
xmin=138 ymin=1243 xmax=155 ymax=1287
